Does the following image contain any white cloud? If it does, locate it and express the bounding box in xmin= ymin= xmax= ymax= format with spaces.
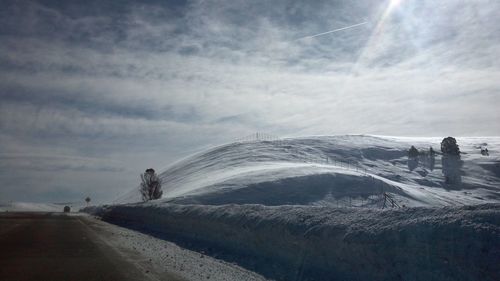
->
xmin=0 ymin=0 xmax=499 ymax=202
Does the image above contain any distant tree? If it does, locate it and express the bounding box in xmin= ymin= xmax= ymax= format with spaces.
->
xmin=441 ymin=137 xmax=460 ymax=156
xmin=429 ymin=147 xmax=436 ymax=157
xmin=407 ymin=146 xmax=419 ymax=172
xmin=441 ymin=137 xmax=463 ymax=185
xmin=85 ymin=197 xmax=91 ymax=206
xmin=140 ymin=168 xmax=163 ymax=202
xmin=408 ymin=146 xmax=419 ymax=158
xmin=428 ymin=147 xmax=436 ymax=171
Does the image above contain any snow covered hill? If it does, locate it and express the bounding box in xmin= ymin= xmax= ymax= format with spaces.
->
xmin=89 ymin=135 xmax=500 ymax=281
xmin=117 ymin=135 xmax=500 ymax=207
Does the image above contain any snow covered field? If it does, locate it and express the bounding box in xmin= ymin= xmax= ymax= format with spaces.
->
xmin=85 ymin=135 xmax=500 ymax=280
xmin=117 ymin=135 xmax=500 ymax=208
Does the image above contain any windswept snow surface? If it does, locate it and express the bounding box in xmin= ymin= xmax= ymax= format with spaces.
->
xmin=117 ymin=135 xmax=500 ymax=207
xmin=84 ymin=203 xmax=500 ymax=281
xmin=95 ymin=135 xmax=500 ymax=280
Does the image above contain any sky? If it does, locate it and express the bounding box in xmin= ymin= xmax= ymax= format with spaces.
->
xmin=0 ymin=0 xmax=499 ymax=203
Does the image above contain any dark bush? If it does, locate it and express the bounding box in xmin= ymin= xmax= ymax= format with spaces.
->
xmin=441 ymin=137 xmax=460 ymax=156
xmin=441 ymin=137 xmax=463 ymax=185
xmin=408 ymin=146 xmax=419 ymax=158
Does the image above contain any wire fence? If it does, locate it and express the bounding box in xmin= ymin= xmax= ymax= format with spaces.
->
xmin=326 ymin=194 xmax=384 ymax=208
xmin=234 ymin=132 xmax=371 ymax=174
xmin=232 ymin=132 xmax=400 ymax=209
xmin=234 ymin=132 xmax=282 ymax=142
xmin=321 ymin=175 xmax=396 ymax=209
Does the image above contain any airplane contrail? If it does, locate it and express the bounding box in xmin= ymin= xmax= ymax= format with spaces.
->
xmin=297 ymin=22 xmax=368 ymax=40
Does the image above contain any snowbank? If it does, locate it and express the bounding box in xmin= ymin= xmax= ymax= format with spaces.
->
xmin=83 ymin=203 xmax=500 ymax=281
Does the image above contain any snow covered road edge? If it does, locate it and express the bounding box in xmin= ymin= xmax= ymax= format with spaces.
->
xmin=83 ymin=203 xmax=500 ymax=281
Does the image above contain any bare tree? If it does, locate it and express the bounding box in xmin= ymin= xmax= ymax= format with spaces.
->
xmin=140 ymin=168 xmax=163 ymax=202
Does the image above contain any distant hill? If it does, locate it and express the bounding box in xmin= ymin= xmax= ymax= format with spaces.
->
xmin=116 ymin=135 xmax=500 ymax=207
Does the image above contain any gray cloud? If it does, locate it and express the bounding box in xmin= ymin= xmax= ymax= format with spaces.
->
xmin=0 ymin=0 xmax=499 ymax=202
xmin=0 ymin=153 xmax=125 ymax=172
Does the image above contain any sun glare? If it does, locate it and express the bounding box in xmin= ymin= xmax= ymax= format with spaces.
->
xmin=389 ymin=0 xmax=402 ymax=9
xmin=343 ymin=0 xmax=403 ymax=77
xmin=387 ymin=0 xmax=403 ymax=15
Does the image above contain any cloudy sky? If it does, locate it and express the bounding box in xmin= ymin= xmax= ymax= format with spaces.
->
xmin=1 ymin=0 xmax=499 ymax=203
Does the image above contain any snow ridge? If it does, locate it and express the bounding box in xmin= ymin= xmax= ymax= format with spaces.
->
xmin=84 ymin=203 xmax=500 ymax=281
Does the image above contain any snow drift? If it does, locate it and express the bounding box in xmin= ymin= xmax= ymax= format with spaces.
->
xmin=84 ymin=203 xmax=500 ymax=281
xmin=92 ymin=135 xmax=500 ymax=280
xmin=117 ymin=135 xmax=500 ymax=207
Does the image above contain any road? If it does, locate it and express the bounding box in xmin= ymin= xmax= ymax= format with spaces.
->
xmin=0 ymin=212 xmax=158 ymax=281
